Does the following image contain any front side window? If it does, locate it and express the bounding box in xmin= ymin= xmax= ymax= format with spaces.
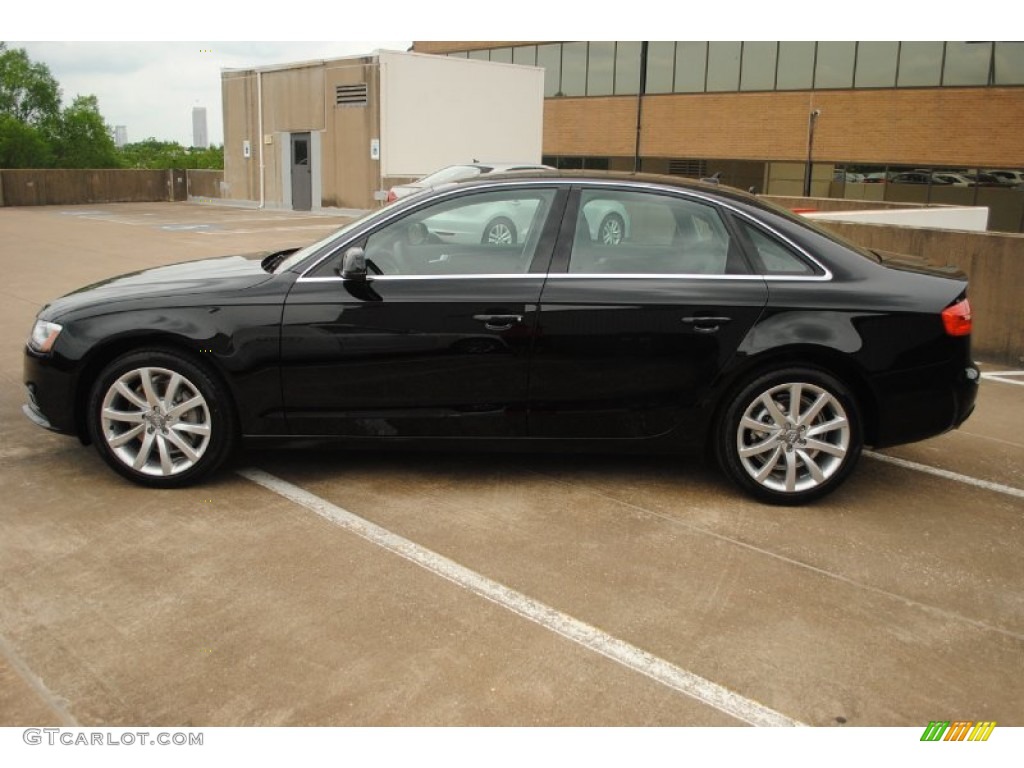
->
xmin=360 ymin=188 xmax=558 ymax=276
xmin=569 ymin=189 xmax=740 ymax=275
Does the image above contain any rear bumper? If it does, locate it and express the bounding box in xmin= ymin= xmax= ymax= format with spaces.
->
xmin=870 ymin=361 xmax=979 ymax=448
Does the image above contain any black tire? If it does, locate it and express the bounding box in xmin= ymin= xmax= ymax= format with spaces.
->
xmin=716 ymin=367 xmax=862 ymax=505
xmin=482 ymin=217 xmax=517 ymax=245
xmin=598 ymin=213 xmax=624 ymax=245
xmin=86 ymin=349 xmax=237 ymax=488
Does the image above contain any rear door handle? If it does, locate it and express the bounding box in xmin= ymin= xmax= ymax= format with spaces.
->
xmin=474 ymin=314 xmax=523 ymax=331
xmin=681 ymin=316 xmax=732 ymax=333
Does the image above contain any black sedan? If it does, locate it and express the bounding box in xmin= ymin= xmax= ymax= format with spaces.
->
xmin=23 ymin=172 xmax=979 ymax=503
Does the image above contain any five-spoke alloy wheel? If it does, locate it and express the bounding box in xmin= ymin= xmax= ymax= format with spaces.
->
xmin=718 ymin=368 xmax=862 ymax=504
xmin=88 ymin=350 xmax=235 ymax=487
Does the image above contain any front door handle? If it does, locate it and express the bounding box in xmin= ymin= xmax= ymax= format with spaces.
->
xmin=473 ymin=314 xmax=523 ymax=331
xmin=681 ymin=315 xmax=732 ymax=333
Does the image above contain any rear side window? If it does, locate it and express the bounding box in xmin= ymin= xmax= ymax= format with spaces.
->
xmin=734 ymin=218 xmax=816 ymax=276
xmin=568 ymin=189 xmax=747 ymax=275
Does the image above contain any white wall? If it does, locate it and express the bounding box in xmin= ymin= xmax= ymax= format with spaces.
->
xmin=378 ymin=50 xmax=544 ymax=178
xmin=803 ymin=206 xmax=990 ymax=232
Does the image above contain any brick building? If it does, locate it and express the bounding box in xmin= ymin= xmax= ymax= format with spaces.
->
xmin=413 ymin=42 xmax=1024 ymax=232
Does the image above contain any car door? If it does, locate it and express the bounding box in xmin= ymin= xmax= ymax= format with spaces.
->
xmin=280 ymin=184 xmax=566 ymax=438
xmin=528 ymin=185 xmax=769 ymax=439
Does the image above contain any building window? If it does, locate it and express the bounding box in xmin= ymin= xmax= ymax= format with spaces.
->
xmin=490 ymin=47 xmax=513 ymax=64
xmin=561 ymin=42 xmax=588 ymax=97
xmin=645 ymin=41 xmax=675 ymax=94
xmin=897 ymin=41 xmax=943 ymax=87
xmin=776 ymin=41 xmax=815 ymax=90
xmin=587 ymin=41 xmax=615 ymax=96
xmin=994 ymin=42 xmax=1024 ymax=85
xmin=512 ymin=45 xmax=536 ymax=66
xmin=815 ymin=41 xmax=856 ymax=88
xmin=741 ymin=42 xmax=777 ymax=91
xmin=615 ymin=41 xmax=642 ymax=95
xmin=675 ymin=42 xmax=707 ymax=93
xmin=707 ymin=41 xmax=742 ymax=92
xmin=468 ymin=49 xmax=489 ymax=61
xmin=943 ymin=42 xmax=992 ymax=85
xmin=855 ymin=41 xmax=898 ymax=88
xmin=537 ymin=43 xmax=562 ymax=97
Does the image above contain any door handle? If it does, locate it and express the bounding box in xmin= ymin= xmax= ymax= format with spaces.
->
xmin=473 ymin=314 xmax=523 ymax=331
xmin=681 ymin=316 xmax=732 ymax=333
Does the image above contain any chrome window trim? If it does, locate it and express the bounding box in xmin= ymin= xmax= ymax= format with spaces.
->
xmin=295 ymin=178 xmax=834 ymax=282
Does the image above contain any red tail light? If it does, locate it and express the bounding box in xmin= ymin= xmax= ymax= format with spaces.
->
xmin=386 ymin=189 xmax=397 ymax=203
xmin=942 ymin=298 xmax=972 ymax=336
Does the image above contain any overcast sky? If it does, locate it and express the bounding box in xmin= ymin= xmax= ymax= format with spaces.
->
xmin=10 ymin=42 xmax=411 ymax=147
xmin=6 ymin=3 xmax=992 ymax=149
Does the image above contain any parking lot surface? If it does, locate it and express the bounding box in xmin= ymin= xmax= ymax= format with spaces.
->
xmin=1 ymin=203 xmax=1021 ymax=726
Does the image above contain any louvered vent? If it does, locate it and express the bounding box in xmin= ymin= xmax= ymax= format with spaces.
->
xmin=667 ymin=159 xmax=708 ymax=177
xmin=335 ymin=84 xmax=368 ymax=107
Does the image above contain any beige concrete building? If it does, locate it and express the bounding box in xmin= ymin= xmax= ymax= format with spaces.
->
xmin=221 ymin=50 xmax=544 ymax=211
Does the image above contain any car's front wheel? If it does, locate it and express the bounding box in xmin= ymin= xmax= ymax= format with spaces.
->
xmin=717 ymin=367 xmax=862 ymax=504
xmin=87 ymin=350 xmax=236 ymax=487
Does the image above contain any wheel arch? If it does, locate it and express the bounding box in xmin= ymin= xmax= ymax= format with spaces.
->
xmin=705 ymin=345 xmax=881 ymax=454
xmin=72 ymin=333 xmax=241 ymax=445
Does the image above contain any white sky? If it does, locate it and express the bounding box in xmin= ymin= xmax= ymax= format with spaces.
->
xmin=6 ymin=2 xmax=995 ymax=147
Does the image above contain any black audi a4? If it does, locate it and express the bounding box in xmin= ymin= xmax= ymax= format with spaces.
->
xmin=23 ymin=172 xmax=978 ymax=503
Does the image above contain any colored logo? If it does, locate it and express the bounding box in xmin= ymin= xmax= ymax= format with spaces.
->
xmin=920 ymin=721 xmax=996 ymax=741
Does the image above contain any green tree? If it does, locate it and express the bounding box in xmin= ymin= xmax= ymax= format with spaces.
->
xmin=0 ymin=113 xmax=54 ymax=167
xmin=119 ymin=138 xmax=223 ymax=170
xmin=51 ymin=95 xmax=121 ymax=168
xmin=0 ymin=43 xmax=61 ymax=126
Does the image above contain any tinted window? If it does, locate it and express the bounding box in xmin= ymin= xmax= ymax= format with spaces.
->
xmin=512 ymin=45 xmax=536 ymax=66
xmin=645 ymin=41 xmax=675 ymax=93
xmin=587 ymin=41 xmax=615 ymax=96
xmin=537 ymin=43 xmax=562 ymax=97
xmin=855 ymin=41 xmax=898 ymax=87
xmin=943 ymin=42 xmax=991 ymax=85
xmin=897 ymin=41 xmax=943 ymax=86
xmin=615 ymin=41 xmax=642 ymax=94
xmin=734 ymin=218 xmax=815 ymax=275
xmin=741 ymin=42 xmax=777 ymax=91
xmin=777 ymin=42 xmax=815 ymax=90
xmin=707 ymin=41 xmax=742 ymax=92
xmin=362 ymin=189 xmax=557 ymax=276
xmin=994 ymin=42 xmax=1024 ymax=85
xmin=570 ymin=190 xmax=738 ymax=275
xmin=490 ymin=47 xmax=513 ymax=64
xmin=561 ymin=42 xmax=588 ymax=96
xmin=815 ymin=42 xmax=855 ymax=88
xmin=675 ymin=42 xmax=707 ymax=92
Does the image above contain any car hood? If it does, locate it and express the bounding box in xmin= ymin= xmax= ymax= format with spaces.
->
xmin=41 ymin=254 xmax=275 ymax=320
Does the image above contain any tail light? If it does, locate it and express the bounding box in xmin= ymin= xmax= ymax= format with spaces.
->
xmin=942 ymin=297 xmax=972 ymax=337
xmin=386 ymin=189 xmax=397 ymax=203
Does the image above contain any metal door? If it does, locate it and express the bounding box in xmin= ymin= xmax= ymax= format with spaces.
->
xmin=290 ymin=132 xmax=312 ymax=211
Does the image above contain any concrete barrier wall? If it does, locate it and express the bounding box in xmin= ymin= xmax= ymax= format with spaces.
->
xmin=817 ymin=220 xmax=1024 ymax=365
xmin=186 ymin=170 xmax=224 ymax=199
xmin=0 ymin=169 xmax=224 ymax=206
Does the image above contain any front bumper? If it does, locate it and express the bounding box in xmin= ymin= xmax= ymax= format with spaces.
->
xmin=23 ymin=347 xmax=79 ymax=436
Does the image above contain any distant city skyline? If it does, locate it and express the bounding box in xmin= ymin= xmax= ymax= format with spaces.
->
xmin=192 ymin=107 xmax=209 ymax=149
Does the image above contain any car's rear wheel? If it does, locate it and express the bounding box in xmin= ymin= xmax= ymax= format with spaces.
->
xmin=482 ymin=217 xmax=516 ymax=245
xmin=598 ymin=213 xmax=624 ymax=245
xmin=717 ymin=367 xmax=862 ymax=504
xmin=87 ymin=350 xmax=236 ymax=487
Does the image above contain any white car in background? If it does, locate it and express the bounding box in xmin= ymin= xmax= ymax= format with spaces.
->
xmin=386 ymin=162 xmax=554 ymax=203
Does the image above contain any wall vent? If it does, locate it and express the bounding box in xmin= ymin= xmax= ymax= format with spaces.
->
xmin=668 ymin=159 xmax=708 ymax=177
xmin=335 ymin=84 xmax=368 ymax=107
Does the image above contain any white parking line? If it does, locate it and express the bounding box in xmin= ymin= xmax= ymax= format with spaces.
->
xmin=238 ymin=467 xmax=804 ymax=727
xmin=981 ymin=371 xmax=1024 ymax=387
xmin=864 ymin=451 xmax=1024 ymax=500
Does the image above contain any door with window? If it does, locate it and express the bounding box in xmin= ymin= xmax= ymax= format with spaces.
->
xmin=529 ymin=186 xmax=769 ymax=439
xmin=281 ymin=185 xmax=566 ymax=437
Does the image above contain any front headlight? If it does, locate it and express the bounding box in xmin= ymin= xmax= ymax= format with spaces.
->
xmin=28 ymin=319 xmax=63 ymax=354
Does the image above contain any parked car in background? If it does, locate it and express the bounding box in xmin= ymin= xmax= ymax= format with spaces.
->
xmin=931 ymin=172 xmax=974 ymax=186
xmin=984 ymin=169 xmax=1024 ymax=186
xmin=386 ymin=162 xmax=554 ymax=203
xmin=23 ymin=171 xmax=979 ymax=504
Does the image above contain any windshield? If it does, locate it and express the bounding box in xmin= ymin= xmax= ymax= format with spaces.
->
xmin=415 ymin=164 xmax=487 ymax=186
xmin=273 ymin=215 xmax=369 ymax=273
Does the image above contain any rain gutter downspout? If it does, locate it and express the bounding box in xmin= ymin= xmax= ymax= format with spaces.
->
xmin=257 ymin=69 xmax=265 ymax=209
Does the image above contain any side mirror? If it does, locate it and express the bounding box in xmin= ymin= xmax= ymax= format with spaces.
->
xmin=340 ymin=247 xmax=367 ymax=281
